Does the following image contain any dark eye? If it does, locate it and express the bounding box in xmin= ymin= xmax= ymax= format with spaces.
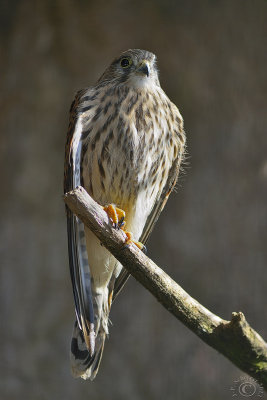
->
xmin=120 ymin=57 xmax=132 ymax=68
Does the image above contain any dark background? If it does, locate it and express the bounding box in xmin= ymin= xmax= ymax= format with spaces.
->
xmin=1 ymin=1 xmax=267 ymax=399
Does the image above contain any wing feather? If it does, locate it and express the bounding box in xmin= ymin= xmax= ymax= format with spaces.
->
xmin=64 ymin=91 xmax=95 ymax=349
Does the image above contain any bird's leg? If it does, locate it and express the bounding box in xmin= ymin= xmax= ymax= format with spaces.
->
xmin=124 ymin=231 xmax=147 ymax=254
xmin=103 ymin=204 xmax=147 ymax=253
xmin=103 ymin=204 xmax=125 ymax=229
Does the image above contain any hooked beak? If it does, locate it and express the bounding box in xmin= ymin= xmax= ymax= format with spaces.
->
xmin=136 ymin=60 xmax=150 ymax=77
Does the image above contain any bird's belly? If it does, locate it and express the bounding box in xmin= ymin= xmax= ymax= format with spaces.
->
xmin=81 ymin=110 xmax=174 ymax=238
xmin=85 ymin=154 xmax=160 ymax=228
xmin=84 ymin=226 xmax=118 ymax=289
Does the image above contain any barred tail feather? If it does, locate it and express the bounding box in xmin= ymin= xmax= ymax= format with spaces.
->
xmin=70 ymin=320 xmax=106 ymax=380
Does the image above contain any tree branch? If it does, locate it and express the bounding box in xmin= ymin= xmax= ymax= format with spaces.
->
xmin=64 ymin=186 xmax=267 ymax=389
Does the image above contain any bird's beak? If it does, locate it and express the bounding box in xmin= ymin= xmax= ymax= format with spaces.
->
xmin=136 ymin=60 xmax=150 ymax=77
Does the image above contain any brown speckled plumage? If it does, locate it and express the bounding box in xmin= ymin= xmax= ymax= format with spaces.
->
xmin=64 ymin=49 xmax=186 ymax=380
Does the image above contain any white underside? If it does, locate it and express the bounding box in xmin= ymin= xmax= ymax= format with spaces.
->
xmin=84 ymin=187 xmax=152 ymax=294
xmin=84 ymin=228 xmax=118 ymax=290
xmin=73 ymin=86 xmax=176 ymax=334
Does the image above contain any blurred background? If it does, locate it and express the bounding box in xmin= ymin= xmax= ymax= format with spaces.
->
xmin=1 ymin=0 xmax=267 ymax=399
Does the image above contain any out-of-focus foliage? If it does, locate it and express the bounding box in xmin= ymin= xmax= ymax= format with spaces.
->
xmin=1 ymin=1 xmax=266 ymax=399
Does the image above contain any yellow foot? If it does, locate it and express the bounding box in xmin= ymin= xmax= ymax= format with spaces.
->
xmin=103 ymin=204 xmax=126 ymax=229
xmin=103 ymin=204 xmax=147 ymax=253
xmin=124 ymin=231 xmax=147 ymax=254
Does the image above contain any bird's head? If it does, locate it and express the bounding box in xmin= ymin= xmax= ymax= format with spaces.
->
xmin=97 ymin=49 xmax=160 ymax=89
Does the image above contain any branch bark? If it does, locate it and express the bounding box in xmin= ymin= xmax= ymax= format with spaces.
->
xmin=64 ymin=186 xmax=267 ymax=389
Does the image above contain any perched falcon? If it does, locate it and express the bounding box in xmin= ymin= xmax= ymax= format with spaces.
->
xmin=64 ymin=49 xmax=186 ymax=380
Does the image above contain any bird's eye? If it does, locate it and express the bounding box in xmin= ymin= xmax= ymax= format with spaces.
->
xmin=120 ymin=58 xmax=132 ymax=68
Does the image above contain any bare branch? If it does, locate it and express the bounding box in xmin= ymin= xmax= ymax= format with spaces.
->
xmin=64 ymin=186 xmax=267 ymax=389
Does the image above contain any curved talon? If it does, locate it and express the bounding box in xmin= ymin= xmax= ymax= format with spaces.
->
xmin=118 ymin=216 xmax=125 ymax=229
xmin=141 ymin=244 xmax=147 ymax=254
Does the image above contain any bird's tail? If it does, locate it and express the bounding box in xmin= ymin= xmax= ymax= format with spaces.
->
xmin=70 ymin=319 xmax=106 ymax=380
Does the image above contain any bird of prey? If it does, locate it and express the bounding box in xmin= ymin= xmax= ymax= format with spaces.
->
xmin=64 ymin=49 xmax=186 ymax=380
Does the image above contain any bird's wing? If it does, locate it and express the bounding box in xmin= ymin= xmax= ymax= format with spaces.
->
xmin=113 ymin=111 xmax=185 ymax=300
xmin=112 ymin=156 xmax=181 ymax=299
xmin=64 ymin=90 xmax=95 ymax=350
